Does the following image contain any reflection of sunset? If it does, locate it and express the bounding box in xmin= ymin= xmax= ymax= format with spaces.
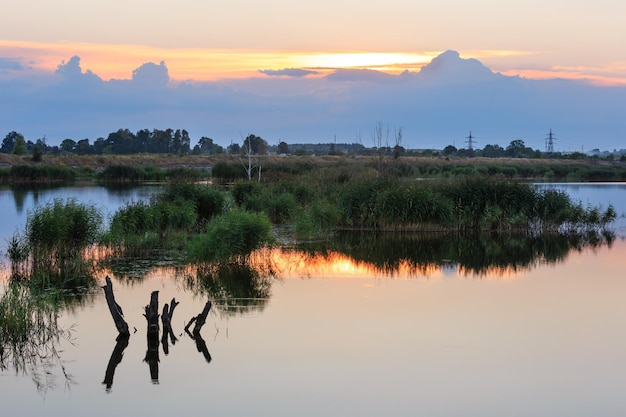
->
xmin=4 ymin=239 xmax=625 ymax=288
xmin=249 ymin=248 xmax=446 ymax=280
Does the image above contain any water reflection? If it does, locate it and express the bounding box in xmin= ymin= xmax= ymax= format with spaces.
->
xmin=0 ymin=283 xmax=77 ymax=393
xmin=279 ymin=231 xmax=616 ymax=279
xmin=102 ymin=335 xmax=129 ymax=392
xmin=184 ymin=300 xmax=213 ymax=364
xmin=185 ymin=328 xmax=212 ymax=364
xmin=97 ymin=229 xmax=619 ymax=302
xmin=4 ymin=183 xmax=70 ymax=215
xmin=182 ymin=262 xmax=274 ymax=315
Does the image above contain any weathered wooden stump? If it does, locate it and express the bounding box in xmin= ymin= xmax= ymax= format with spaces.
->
xmin=101 ymin=276 xmax=130 ymax=337
xmin=161 ymin=298 xmax=179 ymax=354
xmin=184 ymin=300 xmax=213 ymax=363
xmin=143 ymin=290 xmax=160 ymax=336
xmin=143 ymin=291 xmax=160 ymax=383
xmin=185 ymin=300 xmax=212 ymax=335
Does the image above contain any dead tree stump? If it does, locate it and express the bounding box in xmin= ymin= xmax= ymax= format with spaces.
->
xmin=161 ymin=298 xmax=179 ymax=354
xmin=185 ymin=300 xmax=212 ymax=335
xmin=184 ymin=300 xmax=213 ymax=363
xmin=102 ymin=276 xmax=130 ymax=337
xmin=143 ymin=290 xmax=160 ymax=336
xmin=143 ymin=291 xmax=160 ymax=383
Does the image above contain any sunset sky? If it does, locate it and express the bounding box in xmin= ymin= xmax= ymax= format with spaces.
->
xmin=1 ymin=0 xmax=626 ymax=150
xmin=2 ymin=0 xmax=625 ymax=83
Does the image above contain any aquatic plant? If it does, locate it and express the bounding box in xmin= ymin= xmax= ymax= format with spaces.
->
xmin=294 ymin=200 xmax=341 ymax=240
xmin=97 ymin=164 xmax=171 ymax=182
xmin=158 ymin=181 xmax=225 ymax=224
xmin=102 ymin=182 xmax=226 ymax=257
xmin=7 ymin=198 xmax=103 ymax=289
xmin=187 ymin=210 xmax=273 ymax=262
xmin=0 ymin=282 xmax=74 ymax=392
xmin=0 ymin=164 xmax=76 ymax=183
xmin=331 ymin=178 xmax=616 ymax=232
xmin=98 ymin=163 xmax=205 ymax=183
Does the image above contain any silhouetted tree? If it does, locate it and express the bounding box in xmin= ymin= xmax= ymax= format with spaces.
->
xmin=481 ymin=144 xmax=505 ymax=158
xmin=76 ymin=139 xmax=92 ymax=155
xmin=243 ymin=134 xmax=268 ymax=155
xmin=277 ymin=141 xmax=289 ymax=155
xmin=228 ymin=143 xmax=241 ymax=154
xmin=506 ymin=139 xmax=534 ymax=158
xmin=442 ymin=145 xmax=458 ymax=156
xmin=12 ymin=135 xmax=28 ymax=155
xmin=1 ymin=131 xmax=23 ymax=153
xmin=60 ymin=138 xmax=77 ymax=153
xmin=32 ymin=144 xmax=43 ymax=162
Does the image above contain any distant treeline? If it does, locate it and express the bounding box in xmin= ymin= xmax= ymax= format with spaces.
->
xmin=2 ymin=129 xmax=626 ymax=162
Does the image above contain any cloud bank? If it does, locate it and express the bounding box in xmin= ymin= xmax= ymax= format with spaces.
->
xmin=1 ymin=50 xmax=625 ymax=152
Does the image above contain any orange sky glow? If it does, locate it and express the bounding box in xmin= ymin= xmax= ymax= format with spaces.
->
xmin=3 ymin=40 xmax=624 ymax=85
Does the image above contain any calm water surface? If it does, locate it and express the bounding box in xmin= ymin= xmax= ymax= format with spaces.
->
xmin=0 ymin=183 xmax=625 ymax=417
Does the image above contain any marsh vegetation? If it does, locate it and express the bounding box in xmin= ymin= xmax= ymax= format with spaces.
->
xmin=5 ymin=156 xmax=618 ymax=292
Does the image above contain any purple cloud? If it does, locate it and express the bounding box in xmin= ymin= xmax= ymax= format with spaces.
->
xmin=259 ymin=68 xmax=318 ymax=77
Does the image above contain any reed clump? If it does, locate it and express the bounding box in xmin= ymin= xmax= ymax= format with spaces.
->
xmin=102 ymin=182 xmax=226 ymax=255
xmin=186 ymin=210 xmax=273 ymax=262
xmin=8 ymin=198 xmax=103 ymax=289
xmin=0 ymin=164 xmax=76 ymax=183
xmin=97 ymin=164 xmax=208 ymax=183
xmin=0 ymin=282 xmax=75 ymax=390
xmin=330 ymin=178 xmax=616 ymax=233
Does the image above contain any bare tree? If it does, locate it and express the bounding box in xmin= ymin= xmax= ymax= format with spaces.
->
xmin=372 ymin=122 xmax=390 ymax=174
xmin=239 ymin=134 xmax=262 ymax=181
xmin=393 ymin=127 xmax=403 ymax=159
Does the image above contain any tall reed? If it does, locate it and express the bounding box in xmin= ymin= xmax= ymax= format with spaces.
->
xmin=0 ymin=282 xmax=74 ymax=390
xmin=8 ymin=198 xmax=103 ymax=289
xmin=187 ymin=210 xmax=273 ymax=262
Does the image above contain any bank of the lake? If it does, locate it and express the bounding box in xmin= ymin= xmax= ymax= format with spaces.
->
xmin=1 ymin=153 xmax=626 ymax=183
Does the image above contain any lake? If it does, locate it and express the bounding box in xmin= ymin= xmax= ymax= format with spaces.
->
xmin=1 ymin=182 xmax=625 ymax=417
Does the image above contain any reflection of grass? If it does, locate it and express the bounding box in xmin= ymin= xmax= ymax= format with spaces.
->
xmin=0 ymin=282 xmax=75 ymax=392
xmin=184 ymin=262 xmax=274 ymax=315
xmin=296 ymin=229 xmax=616 ymax=278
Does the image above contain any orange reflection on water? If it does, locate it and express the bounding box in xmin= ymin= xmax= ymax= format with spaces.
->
xmin=249 ymin=248 xmax=446 ymax=280
xmin=249 ymin=247 xmax=550 ymax=280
